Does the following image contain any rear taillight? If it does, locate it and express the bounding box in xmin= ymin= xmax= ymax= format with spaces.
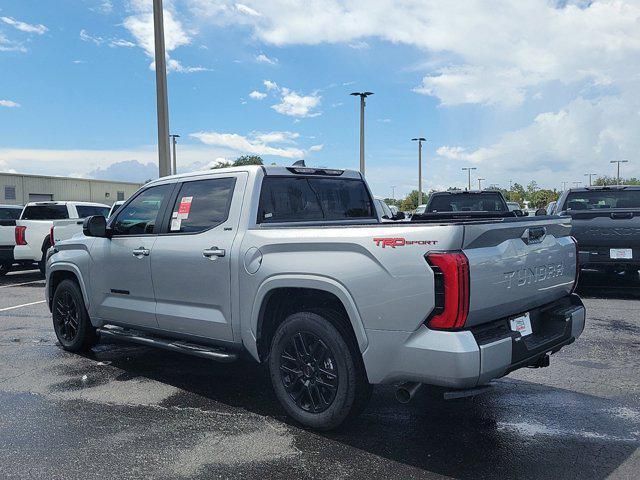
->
xmin=15 ymin=226 xmax=27 ymax=246
xmin=425 ymin=252 xmax=470 ymax=330
xmin=570 ymin=236 xmax=579 ymax=293
xmin=50 ymin=226 xmax=55 ymax=246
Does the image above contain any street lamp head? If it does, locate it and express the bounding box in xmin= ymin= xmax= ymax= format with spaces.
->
xmin=411 ymin=137 xmax=426 ymax=142
xmin=350 ymin=92 xmax=374 ymax=97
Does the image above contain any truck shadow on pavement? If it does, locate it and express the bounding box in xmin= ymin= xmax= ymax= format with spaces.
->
xmin=79 ymin=341 xmax=639 ymax=480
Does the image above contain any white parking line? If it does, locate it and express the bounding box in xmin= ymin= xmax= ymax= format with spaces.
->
xmin=0 ymin=300 xmax=46 ymax=312
xmin=0 ymin=280 xmax=44 ymax=289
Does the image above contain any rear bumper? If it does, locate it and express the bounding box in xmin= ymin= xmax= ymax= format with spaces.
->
xmin=578 ymin=247 xmax=640 ymax=269
xmin=362 ymin=295 xmax=585 ymax=388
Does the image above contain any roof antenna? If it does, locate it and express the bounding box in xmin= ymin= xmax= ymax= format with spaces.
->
xmin=292 ymin=159 xmax=306 ymax=167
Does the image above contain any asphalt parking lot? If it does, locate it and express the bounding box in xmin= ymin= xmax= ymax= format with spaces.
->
xmin=0 ymin=270 xmax=638 ymax=479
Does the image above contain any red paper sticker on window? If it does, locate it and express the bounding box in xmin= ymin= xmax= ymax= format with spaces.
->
xmin=178 ymin=196 xmax=193 ymax=215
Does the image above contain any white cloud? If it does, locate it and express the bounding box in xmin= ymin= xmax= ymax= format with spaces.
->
xmin=0 ymin=16 xmax=47 ymax=35
xmin=272 ymin=88 xmax=321 ymax=118
xmin=255 ymin=52 xmax=278 ymax=65
xmin=190 ymin=130 xmax=305 ymax=158
xmin=249 ymin=90 xmax=267 ymax=100
xmin=263 ymin=79 xmax=278 ymax=90
xmin=309 ymin=144 xmax=324 ymax=152
xmin=0 ymin=99 xmax=20 ymax=108
xmin=109 ymin=38 xmax=136 ymax=48
xmin=80 ymin=29 xmax=103 ymax=45
xmin=435 ymin=93 xmax=640 ymax=186
xmin=236 ymin=3 xmax=261 ymax=17
xmin=0 ymin=32 xmax=26 ymax=52
xmin=349 ymin=41 xmax=369 ymax=50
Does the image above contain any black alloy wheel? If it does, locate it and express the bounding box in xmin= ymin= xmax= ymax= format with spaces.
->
xmin=279 ymin=331 xmax=339 ymax=413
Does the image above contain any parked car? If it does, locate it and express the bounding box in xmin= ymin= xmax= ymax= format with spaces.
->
xmin=0 ymin=204 xmax=25 ymax=277
xmin=507 ymin=201 xmax=522 ymax=212
xmin=415 ymin=190 xmax=521 ymax=219
xmin=554 ymin=186 xmax=640 ymax=273
xmin=374 ymin=198 xmax=404 ymax=221
xmin=15 ymin=201 xmax=110 ymax=274
xmin=46 ymin=165 xmax=584 ymax=430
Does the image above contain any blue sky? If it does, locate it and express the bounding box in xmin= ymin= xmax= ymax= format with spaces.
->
xmin=1 ymin=0 xmax=639 ymax=198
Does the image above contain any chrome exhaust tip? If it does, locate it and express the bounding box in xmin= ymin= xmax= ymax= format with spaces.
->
xmin=395 ymin=382 xmax=422 ymax=404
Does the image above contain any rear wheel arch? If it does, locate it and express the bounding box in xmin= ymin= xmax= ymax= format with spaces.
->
xmin=253 ymin=281 xmax=367 ymax=363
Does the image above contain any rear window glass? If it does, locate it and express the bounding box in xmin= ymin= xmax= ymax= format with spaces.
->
xmin=21 ymin=205 xmax=68 ymax=220
xmin=0 ymin=207 xmax=22 ymax=220
xmin=427 ymin=193 xmax=507 ymax=213
xmin=76 ymin=206 xmax=110 ymax=218
xmin=258 ymin=177 xmax=374 ymax=223
xmin=564 ymin=190 xmax=640 ymax=210
xmin=169 ymin=177 xmax=236 ymax=233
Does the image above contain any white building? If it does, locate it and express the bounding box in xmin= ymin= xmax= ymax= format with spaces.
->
xmin=0 ymin=172 xmax=143 ymax=206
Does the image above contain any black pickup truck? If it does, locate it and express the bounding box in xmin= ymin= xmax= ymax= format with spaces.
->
xmin=413 ymin=190 xmax=524 ymax=221
xmin=553 ymin=186 xmax=640 ymax=273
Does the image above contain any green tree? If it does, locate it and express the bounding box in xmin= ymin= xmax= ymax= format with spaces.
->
xmin=399 ymin=190 xmax=430 ymax=211
xmin=233 ymin=155 xmax=264 ymax=166
xmin=593 ymin=176 xmax=640 ymax=186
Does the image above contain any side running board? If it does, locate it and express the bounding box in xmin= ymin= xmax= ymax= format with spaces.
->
xmin=97 ymin=325 xmax=238 ymax=363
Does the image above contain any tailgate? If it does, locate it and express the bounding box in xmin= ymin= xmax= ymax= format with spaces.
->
xmin=462 ymin=218 xmax=576 ymax=327
xmin=52 ymin=219 xmax=84 ymax=244
xmin=568 ymin=210 xmax=640 ymax=248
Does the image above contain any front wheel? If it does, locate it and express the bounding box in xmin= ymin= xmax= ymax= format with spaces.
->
xmin=52 ymin=279 xmax=97 ymax=352
xmin=268 ymin=311 xmax=372 ymax=430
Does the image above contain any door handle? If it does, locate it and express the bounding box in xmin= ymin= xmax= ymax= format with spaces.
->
xmin=203 ymin=247 xmax=225 ymax=260
xmin=132 ymin=247 xmax=150 ymax=257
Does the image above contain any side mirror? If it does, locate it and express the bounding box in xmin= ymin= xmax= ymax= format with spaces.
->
xmin=535 ymin=208 xmax=547 ymax=216
xmin=83 ymin=215 xmax=108 ymax=238
xmin=513 ymin=209 xmax=525 ymax=217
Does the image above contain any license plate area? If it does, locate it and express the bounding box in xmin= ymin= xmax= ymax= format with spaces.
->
xmin=610 ymin=248 xmax=633 ymax=259
xmin=510 ymin=312 xmax=532 ymax=337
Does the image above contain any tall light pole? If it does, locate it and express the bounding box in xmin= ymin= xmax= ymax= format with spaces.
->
xmin=610 ymin=160 xmax=628 ymax=185
xmin=169 ymin=134 xmax=180 ymax=174
xmin=462 ymin=167 xmax=477 ymax=190
xmin=391 ymin=185 xmax=396 ymax=202
xmin=572 ymin=181 xmax=582 ymax=188
xmin=412 ymin=137 xmax=426 ymax=204
xmin=584 ymin=172 xmax=596 ymax=187
xmin=477 ymin=178 xmax=485 ymax=190
xmin=350 ymin=92 xmax=373 ymax=176
xmin=562 ymin=181 xmax=568 ymax=191
xmin=153 ymin=0 xmax=171 ymax=178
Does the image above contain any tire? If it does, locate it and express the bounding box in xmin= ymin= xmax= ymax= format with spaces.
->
xmin=52 ymin=279 xmax=97 ymax=352
xmin=268 ymin=311 xmax=372 ymax=430
xmin=38 ymin=248 xmax=47 ymax=276
xmin=0 ymin=262 xmax=10 ymax=278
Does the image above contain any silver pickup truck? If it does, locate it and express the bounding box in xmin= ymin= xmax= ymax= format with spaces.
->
xmin=46 ymin=165 xmax=585 ymax=429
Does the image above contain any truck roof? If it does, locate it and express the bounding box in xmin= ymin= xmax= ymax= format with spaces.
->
xmin=566 ymin=185 xmax=640 ymax=193
xmin=24 ymin=201 xmax=110 ymax=207
xmin=146 ymin=165 xmax=362 ymax=186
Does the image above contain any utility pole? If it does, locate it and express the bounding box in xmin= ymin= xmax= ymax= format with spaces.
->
xmin=461 ymin=167 xmax=477 ymax=191
xmin=584 ymin=172 xmax=596 ymax=187
xmin=169 ymin=134 xmax=180 ymax=174
xmin=350 ymin=92 xmax=373 ymax=176
xmin=509 ymin=179 xmax=513 ymax=190
xmin=477 ymin=178 xmax=485 ymax=190
xmin=411 ymin=137 xmax=426 ymax=204
xmin=610 ymin=160 xmax=628 ymax=185
xmin=153 ymin=0 xmax=171 ymax=178
xmin=391 ymin=185 xmax=396 ymax=202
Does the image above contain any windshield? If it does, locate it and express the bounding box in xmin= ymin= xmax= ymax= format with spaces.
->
xmin=563 ymin=190 xmax=640 ymax=210
xmin=414 ymin=205 xmax=426 ymax=215
xmin=21 ymin=204 xmax=68 ymax=220
xmin=427 ymin=193 xmax=507 ymax=213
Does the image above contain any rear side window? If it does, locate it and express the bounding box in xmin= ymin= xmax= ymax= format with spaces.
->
xmin=168 ymin=177 xmax=236 ymax=233
xmin=112 ymin=184 xmax=171 ymax=236
xmin=76 ymin=206 xmax=110 ymax=218
xmin=21 ymin=205 xmax=68 ymax=220
xmin=258 ymin=177 xmax=374 ymax=223
xmin=564 ymin=190 xmax=640 ymax=210
xmin=0 ymin=207 xmax=22 ymax=220
xmin=427 ymin=193 xmax=507 ymax=213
